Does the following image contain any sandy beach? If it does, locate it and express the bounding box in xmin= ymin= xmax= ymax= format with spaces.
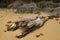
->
xmin=0 ymin=8 xmax=60 ymax=40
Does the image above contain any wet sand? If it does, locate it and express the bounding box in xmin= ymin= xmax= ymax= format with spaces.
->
xmin=0 ymin=8 xmax=60 ymax=40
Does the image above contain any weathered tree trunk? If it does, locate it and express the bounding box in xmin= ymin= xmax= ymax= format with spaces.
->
xmin=0 ymin=0 xmax=60 ymax=8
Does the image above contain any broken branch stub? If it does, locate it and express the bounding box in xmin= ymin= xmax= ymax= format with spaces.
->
xmin=7 ymin=16 xmax=50 ymax=38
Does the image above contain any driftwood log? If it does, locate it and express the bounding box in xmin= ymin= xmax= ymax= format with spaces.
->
xmin=7 ymin=15 xmax=60 ymax=38
xmin=7 ymin=16 xmax=50 ymax=38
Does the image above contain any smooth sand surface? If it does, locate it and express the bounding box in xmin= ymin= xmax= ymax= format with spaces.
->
xmin=0 ymin=8 xmax=60 ymax=40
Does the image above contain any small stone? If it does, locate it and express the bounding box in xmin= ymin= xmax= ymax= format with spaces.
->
xmin=1 ymin=16 xmax=3 ymax=17
xmin=7 ymin=21 xmax=12 ymax=23
xmin=5 ymin=24 xmax=9 ymax=26
xmin=4 ymin=30 xmax=6 ymax=32
xmin=36 ymin=35 xmax=40 ymax=38
xmin=40 ymin=33 xmax=44 ymax=36
xmin=55 ymin=18 xmax=58 ymax=21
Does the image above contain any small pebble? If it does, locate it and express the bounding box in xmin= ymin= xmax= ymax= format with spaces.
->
xmin=4 ymin=30 xmax=6 ymax=32
xmin=36 ymin=33 xmax=44 ymax=38
xmin=5 ymin=24 xmax=9 ymax=26
xmin=1 ymin=16 xmax=3 ymax=17
xmin=55 ymin=18 xmax=58 ymax=21
xmin=36 ymin=35 xmax=40 ymax=37
xmin=40 ymin=33 xmax=44 ymax=36
xmin=7 ymin=21 xmax=12 ymax=23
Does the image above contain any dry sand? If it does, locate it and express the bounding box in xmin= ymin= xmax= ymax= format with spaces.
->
xmin=0 ymin=8 xmax=60 ymax=40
